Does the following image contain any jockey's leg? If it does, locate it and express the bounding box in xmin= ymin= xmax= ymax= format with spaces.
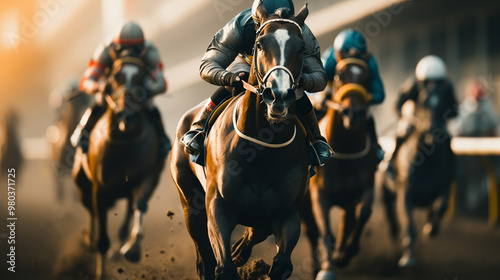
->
xmin=366 ymin=116 xmax=385 ymax=166
xmin=180 ymin=86 xmax=231 ymax=155
xmin=181 ymin=57 xmax=250 ymax=155
xmin=145 ymin=105 xmax=171 ymax=158
xmin=296 ymin=94 xmax=333 ymax=166
xmin=70 ymin=101 xmax=106 ymax=154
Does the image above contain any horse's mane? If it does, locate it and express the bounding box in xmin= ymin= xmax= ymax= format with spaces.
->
xmin=273 ymin=7 xmax=294 ymax=19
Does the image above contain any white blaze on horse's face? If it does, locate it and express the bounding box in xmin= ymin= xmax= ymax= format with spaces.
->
xmin=268 ymin=29 xmax=293 ymax=90
xmin=350 ymin=65 xmax=362 ymax=76
xmin=122 ymin=64 xmax=139 ymax=86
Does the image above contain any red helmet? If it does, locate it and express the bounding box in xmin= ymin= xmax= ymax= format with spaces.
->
xmin=113 ymin=21 xmax=145 ymax=47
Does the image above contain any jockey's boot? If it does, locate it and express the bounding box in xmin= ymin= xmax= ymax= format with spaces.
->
xmin=70 ymin=104 xmax=106 ymax=154
xmin=146 ymin=107 xmax=172 ymax=159
xmin=303 ymin=110 xmax=334 ymax=166
xmin=297 ymin=94 xmax=333 ymax=165
xmin=180 ymin=99 xmax=217 ymax=155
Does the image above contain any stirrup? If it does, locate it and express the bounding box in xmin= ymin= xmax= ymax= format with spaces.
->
xmin=180 ymin=129 xmax=206 ymax=155
xmin=311 ymin=140 xmax=333 ymax=166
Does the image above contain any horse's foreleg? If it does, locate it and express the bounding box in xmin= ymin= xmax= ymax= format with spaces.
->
xmin=85 ymin=212 xmax=96 ymax=248
xmin=311 ymin=190 xmax=337 ymax=280
xmin=301 ymin=192 xmax=320 ymax=277
xmin=120 ymin=176 xmax=158 ymax=263
xmin=78 ymin=185 xmax=95 ymax=247
xmin=119 ymin=209 xmax=143 ymax=262
xmin=399 ymin=196 xmax=416 ymax=267
xmin=337 ymin=191 xmax=373 ymax=267
xmin=207 ymin=190 xmax=237 ymax=280
xmin=382 ymin=184 xmax=399 ymax=241
xmin=231 ymin=227 xmax=270 ymax=267
xmin=269 ymin=208 xmax=301 ymax=280
xmin=333 ymin=206 xmax=355 ymax=268
xmin=181 ymin=195 xmax=216 ymax=280
xmin=119 ymin=196 xmax=133 ymax=245
xmin=94 ymin=185 xmax=110 ymax=280
xmin=424 ymin=188 xmax=450 ymax=237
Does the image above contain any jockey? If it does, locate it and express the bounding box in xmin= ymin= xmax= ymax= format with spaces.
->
xmin=387 ymin=55 xmax=458 ymax=175
xmin=179 ymin=0 xmax=333 ymax=166
xmin=70 ymin=21 xmax=171 ymax=158
xmin=321 ymin=29 xmax=386 ymax=163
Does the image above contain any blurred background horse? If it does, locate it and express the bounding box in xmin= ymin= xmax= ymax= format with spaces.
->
xmin=303 ymin=58 xmax=376 ymax=280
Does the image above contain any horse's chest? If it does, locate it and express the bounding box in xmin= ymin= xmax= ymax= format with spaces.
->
xmin=217 ymin=161 xmax=305 ymax=216
xmin=318 ymin=159 xmax=373 ymax=196
xmin=90 ymin=122 xmax=157 ymax=188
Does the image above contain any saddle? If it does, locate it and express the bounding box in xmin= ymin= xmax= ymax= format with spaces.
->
xmin=189 ymin=96 xmax=235 ymax=166
xmin=190 ymin=96 xmax=316 ymax=176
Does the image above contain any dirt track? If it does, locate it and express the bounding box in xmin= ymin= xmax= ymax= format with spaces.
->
xmin=1 ymin=159 xmax=499 ymax=280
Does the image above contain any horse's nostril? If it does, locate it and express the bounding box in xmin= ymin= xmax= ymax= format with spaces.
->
xmin=262 ymin=88 xmax=275 ymax=104
xmin=285 ymin=89 xmax=295 ymax=104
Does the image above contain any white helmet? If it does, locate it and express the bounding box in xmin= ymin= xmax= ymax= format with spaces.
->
xmin=415 ymin=55 xmax=447 ymax=81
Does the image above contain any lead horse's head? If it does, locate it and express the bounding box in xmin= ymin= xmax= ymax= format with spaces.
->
xmin=252 ymin=4 xmax=308 ymax=120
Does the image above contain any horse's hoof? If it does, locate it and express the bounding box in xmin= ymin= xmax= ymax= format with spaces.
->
xmin=398 ymin=253 xmax=417 ymax=267
xmin=315 ymin=270 xmax=337 ymax=280
xmin=120 ymin=242 xmax=141 ymax=262
xmin=333 ymin=253 xmax=350 ymax=268
xmin=333 ymin=245 xmax=358 ymax=268
xmin=422 ymin=222 xmax=439 ymax=237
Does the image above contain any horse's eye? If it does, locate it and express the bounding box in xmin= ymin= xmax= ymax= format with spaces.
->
xmin=256 ymin=41 xmax=262 ymax=51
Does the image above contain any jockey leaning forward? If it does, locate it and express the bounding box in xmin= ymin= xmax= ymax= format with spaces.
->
xmin=320 ymin=28 xmax=386 ymax=164
xmin=179 ymin=0 xmax=333 ymax=166
xmin=71 ymin=21 xmax=171 ymax=158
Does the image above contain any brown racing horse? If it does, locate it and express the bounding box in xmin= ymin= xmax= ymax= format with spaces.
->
xmin=381 ymin=80 xmax=456 ymax=267
xmin=302 ymin=58 xmax=376 ymax=280
xmin=72 ymin=56 xmax=166 ymax=279
xmin=170 ymin=5 xmax=310 ymax=280
xmin=46 ymin=80 xmax=92 ymax=203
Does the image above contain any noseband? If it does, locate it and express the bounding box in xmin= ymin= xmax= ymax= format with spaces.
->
xmin=243 ymin=18 xmax=303 ymax=95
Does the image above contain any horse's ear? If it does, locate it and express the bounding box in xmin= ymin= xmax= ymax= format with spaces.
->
xmin=294 ymin=4 xmax=309 ymax=27
xmin=256 ymin=2 xmax=270 ymax=23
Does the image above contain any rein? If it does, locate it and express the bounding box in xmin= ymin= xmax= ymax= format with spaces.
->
xmin=330 ymin=134 xmax=371 ymax=160
xmin=233 ymin=96 xmax=297 ymax=148
xmin=232 ymin=18 xmax=305 ymax=148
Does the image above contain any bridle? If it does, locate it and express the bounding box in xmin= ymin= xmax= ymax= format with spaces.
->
xmin=243 ymin=18 xmax=303 ymax=95
xmin=235 ymin=18 xmax=303 ymax=149
xmin=105 ymin=57 xmax=146 ymax=113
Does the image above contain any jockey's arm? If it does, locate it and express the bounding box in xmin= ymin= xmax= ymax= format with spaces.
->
xmin=79 ymin=42 xmax=112 ymax=94
xmin=143 ymin=43 xmax=167 ymax=96
xmin=367 ymin=56 xmax=385 ymax=105
xmin=301 ymin=25 xmax=327 ymax=93
xmin=199 ymin=16 xmax=244 ymax=87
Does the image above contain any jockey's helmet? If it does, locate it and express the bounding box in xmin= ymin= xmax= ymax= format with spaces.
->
xmin=252 ymin=0 xmax=295 ymax=28
xmin=333 ymin=29 xmax=367 ymax=59
xmin=113 ymin=21 xmax=145 ymax=54
xmin=415 ymin=55 xmax=447 ymax=81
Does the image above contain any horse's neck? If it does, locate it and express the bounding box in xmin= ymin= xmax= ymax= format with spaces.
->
xmin=237 ymin=91 xmax=265 ymax=133
xmin=326 ymin=108 xmax=367 ymax=152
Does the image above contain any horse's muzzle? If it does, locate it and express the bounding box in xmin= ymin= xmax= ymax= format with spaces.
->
xmin=263 ymin=88 xmax=295 ymax=119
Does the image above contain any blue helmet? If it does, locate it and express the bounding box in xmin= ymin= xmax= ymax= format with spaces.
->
xmin=252 ymin=0 xmax=295 ymax=27
xmin=333 ymin=29 xmax=367 ymax=58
